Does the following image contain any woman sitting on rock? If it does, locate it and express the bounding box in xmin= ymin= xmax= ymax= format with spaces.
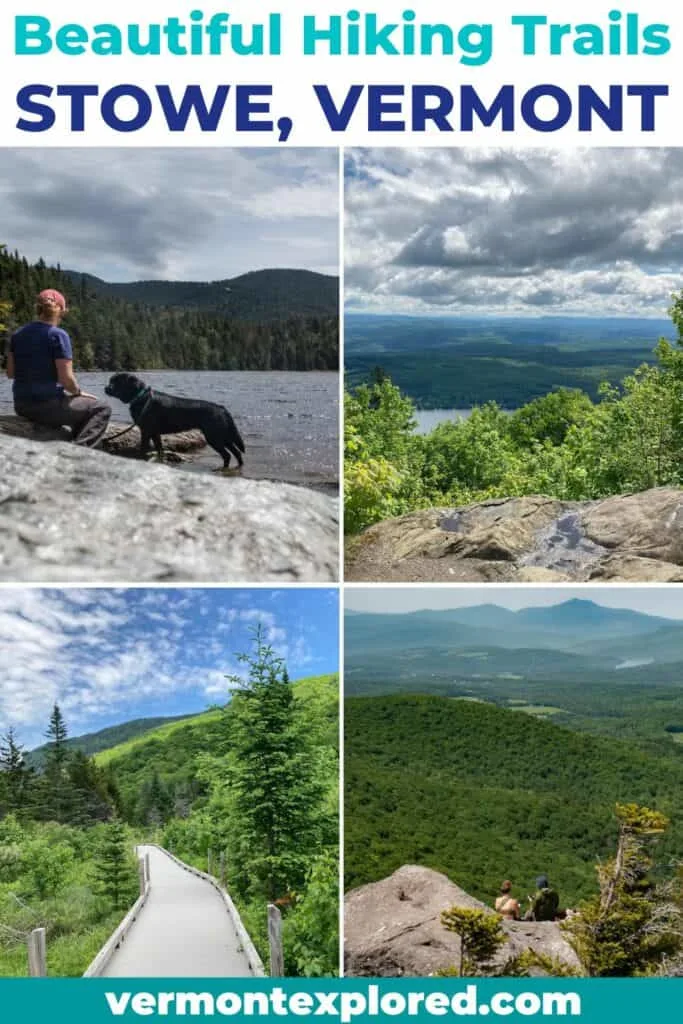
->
xmin=494 ymin=880 xmax=520 ymax=920
xmin=6 ymin=288 xmax=111 ymax=447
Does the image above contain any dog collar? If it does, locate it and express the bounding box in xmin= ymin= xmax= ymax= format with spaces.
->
xmin=129 ymin=386 xmax=150 ymax=405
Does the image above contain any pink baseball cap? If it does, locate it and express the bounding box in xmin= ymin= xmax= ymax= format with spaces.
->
xmin=38 ymin=288 xmax=67 ymax=310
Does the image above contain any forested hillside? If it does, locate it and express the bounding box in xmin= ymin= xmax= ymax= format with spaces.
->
xmin=345 ymin=293 xmax=683 ymax=533
xmin=71 ymin=268 xmax=338 ymax=319
xmin=26 ymin=715 xmax=197 ymax=768
xmin=345 ymin=695 xmax=683 ymax=908
xmin=345 ymin=313 xmax=670 ymax=408
xmin=0 ymin=246 xmax=338 ymax=371
xmin=0 ymin=665 xmax=338 ymax=977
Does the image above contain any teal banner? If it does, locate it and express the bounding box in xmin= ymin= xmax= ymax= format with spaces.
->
xmin=0 ymin=979 xmax=679 ymax=1022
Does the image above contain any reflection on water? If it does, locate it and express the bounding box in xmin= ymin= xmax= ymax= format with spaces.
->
xmin=0 ymin=371 xmax=339 ymax=493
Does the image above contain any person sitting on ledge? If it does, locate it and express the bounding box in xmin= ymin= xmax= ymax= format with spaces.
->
xmin=5 ymin=288 xmax=111 ymax=448
xmin=525 ymin=874 xmax=560 ymax=922
xmin=494 ymin=880 xmax=520 ymax=920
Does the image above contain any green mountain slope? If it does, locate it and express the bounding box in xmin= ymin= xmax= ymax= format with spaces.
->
xmin=96 ymin=675 xmax=338 ymax=821
xmin=27 ymin=714 xmax=198 ymax=768
xmin=345 ymin=695 xmax=683 ymax=906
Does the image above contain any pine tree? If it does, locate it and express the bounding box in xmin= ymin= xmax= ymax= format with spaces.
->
xmin=221 ymin=628 xmax=326 ymax=902
xmin=67 ymin=751 xmax=115 ymax=825
xmin=141 ymin=772 xmax=174 ymax=826
xmin=41 ymin=704 xmax=75 ymax=823
xmin=94 ymin=819 xmax=135 ymax=911
xmin=45 ymin=704 xmax=68 ymax=768
xmin=565 ymin=803 xmax=683 ymax=976
xmin=440 ymin=907 xmax=507 ymax=976
xmin=0 ymin=728 xmax=30 ymax=812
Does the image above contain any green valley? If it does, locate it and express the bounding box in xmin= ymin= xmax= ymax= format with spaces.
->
xmin=345 ymin=693 xmax=683 ymax=907
xmin=344 ymin=594 xmax=683 ymax=976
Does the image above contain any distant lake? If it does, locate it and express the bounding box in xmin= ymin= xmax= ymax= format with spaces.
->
xmin=0 ymin=370 xmax=339 ymax=493
xmin=415 ymin=408 xmax=513 ymax=434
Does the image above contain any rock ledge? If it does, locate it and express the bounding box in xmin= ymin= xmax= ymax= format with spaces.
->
xmin=345 ymin=866 xmax=580 ymax=977
xmin=0 ymin=434 xmax=338 ymax=582
xmin=345 ymin=490 xmax=683 ymax=582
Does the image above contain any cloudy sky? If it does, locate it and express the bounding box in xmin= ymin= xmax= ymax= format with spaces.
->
xmin=0 ymin=149 xmax=339 ymax=281
xmin=345 ymin=148 xmax=683 ymax=317
xmin=0 ymin=588 xmax=338 ymax=747
xmin=345 ymin=586 xmax=683 ymax=619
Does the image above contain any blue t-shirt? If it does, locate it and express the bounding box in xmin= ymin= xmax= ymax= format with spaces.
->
xmin=10 ymin=321 xmax=73 ymax=402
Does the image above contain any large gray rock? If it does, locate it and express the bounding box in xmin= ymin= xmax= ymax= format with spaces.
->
xmin=0 ymin=434 xmax=338 ymax=582
xmin=345 ymin=490 xmax=683 ymax=582
xmin=345 ymin=866 xmax=581 ymax=977
xmin=0 ymin=414 xmax=204 ymax=459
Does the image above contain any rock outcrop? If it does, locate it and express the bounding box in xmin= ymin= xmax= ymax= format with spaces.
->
xmin=0 ymin=414 xmax=204 ymax=460
xmin=0 ymin=434 xmax=338 ymax=582
xmin=345 ymin=490 xmax=683 ymax=582
xmin=345 ymin=866 xmax=580 ymax=977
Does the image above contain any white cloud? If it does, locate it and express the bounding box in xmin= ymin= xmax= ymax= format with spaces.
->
xmin=0 ymin=149 xmax=339 ymax=280
xmin=345 ymin=147 xmax=683 ymax=317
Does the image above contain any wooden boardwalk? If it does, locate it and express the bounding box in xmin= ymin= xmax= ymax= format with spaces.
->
xmin=100 ymin=845 xmax=255 ymax=977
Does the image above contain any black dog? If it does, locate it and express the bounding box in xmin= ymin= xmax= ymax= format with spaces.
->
xmin=104 ymin=372 xmax=245 ymax=469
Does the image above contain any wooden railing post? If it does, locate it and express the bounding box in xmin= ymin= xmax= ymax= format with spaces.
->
xmin=207 ymin=847 xmax=213 ymax=876
xmin=267 ymin=904 xmax=284 ymax=977
xmin=27 ymin=927 xmax=47 ymax=977
xmin=219 ymin=850 xmax=226 ymax=888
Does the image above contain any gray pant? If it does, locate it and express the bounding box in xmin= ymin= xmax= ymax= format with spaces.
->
xmin=15 ymin=394 xmax=112 ymax=448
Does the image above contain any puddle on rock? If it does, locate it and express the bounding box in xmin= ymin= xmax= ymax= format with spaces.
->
xmin=521 ymin=512 xmax=607 ymax=573
xmin=439 ymin=513 xmax=462 ymax=533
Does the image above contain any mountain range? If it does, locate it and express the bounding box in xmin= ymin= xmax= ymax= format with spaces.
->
xmin=344 ymin=314 xmax=671 ymax=408
xmin=345 ymin=600 xmax=683 ymax=749
xmin=346 ymin=599 xmax=680 ymax=657
xmin=26 ymin=714 xmax=199 ymax=768
xmin=65 ymin=268 xmax=339 ymax=320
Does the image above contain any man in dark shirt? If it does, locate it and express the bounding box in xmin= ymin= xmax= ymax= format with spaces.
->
xmin=7 ymin=289 xmax=111 ymax=447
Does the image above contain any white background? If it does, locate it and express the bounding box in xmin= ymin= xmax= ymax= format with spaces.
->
xmin=0 ymin=0 xmax=680 ymax=146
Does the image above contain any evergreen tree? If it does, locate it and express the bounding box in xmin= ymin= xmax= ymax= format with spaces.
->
xmin=220 ymin=628 xmax=326 ymax=902
xmin=67 ymin=750 xmax=115 ymax=824
xmin=94 ymin=819 xmax=135 ymax=911
xmin=41 ymin=704 xmax=74 ymax=824
xmin=0 ymin=245 xmax=338 ymax=372
xmin=565 ymin=804 xmax=683 ymax=976
xmin=0 ymin=728 xmax=30 ymax=812
xmin=440 ymin=907 xmax=507 ymax=976
xmin=140 ymin=771 xmax=174 ymax=826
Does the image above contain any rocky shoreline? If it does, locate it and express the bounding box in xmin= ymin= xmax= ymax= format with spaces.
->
xmin=0 ymin=433 xmax=338 ymax=582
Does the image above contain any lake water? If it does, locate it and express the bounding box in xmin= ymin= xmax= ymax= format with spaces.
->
xmin=0 ymin=371 xmax=339 ymax=493
xmin=414 ymin=409 xmax=473 ymax=433
xmin=414 ymin=408 xmax=515 ymax=434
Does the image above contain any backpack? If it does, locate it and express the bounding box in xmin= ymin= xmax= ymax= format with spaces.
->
xmin=531 ymin=887 xmax=559 ymax=921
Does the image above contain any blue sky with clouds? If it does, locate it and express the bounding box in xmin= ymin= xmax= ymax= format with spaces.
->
xmin=0 ymin=149 xmax=339 ymax=280
xmin=345 ymin=148 xmax=683 ymax=317
xmin=0 ymin=588 xmax=339 ymax=747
